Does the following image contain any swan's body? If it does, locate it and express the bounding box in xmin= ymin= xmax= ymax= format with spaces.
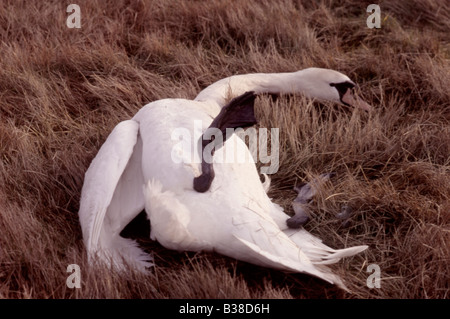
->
xmin=79 ymin=68 xmax=369 ymax=289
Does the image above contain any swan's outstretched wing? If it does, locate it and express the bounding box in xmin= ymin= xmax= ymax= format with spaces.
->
xmin=229 ymin=203 xmax=347 ymax=289
xmin=221 ymin=153 xmax=368 ymax=289
xmin=231 ymin=206 xmax=367 ymax=290
xmin=79 ymin=120 xmax=150 ymax=269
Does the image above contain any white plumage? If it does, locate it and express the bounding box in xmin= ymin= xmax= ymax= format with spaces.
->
xmin=78 ymin=68 xmax=369 ymax=289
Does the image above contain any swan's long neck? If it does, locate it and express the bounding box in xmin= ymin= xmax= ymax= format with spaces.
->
xmin=194 ymin=71 xmax=312 ymax=108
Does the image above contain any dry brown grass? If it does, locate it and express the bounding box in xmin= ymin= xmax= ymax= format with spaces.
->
xmin=0 ymin=0 xmax=449 ymax=299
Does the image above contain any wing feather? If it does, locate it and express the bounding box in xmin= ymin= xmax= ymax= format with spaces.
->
xmin=78 ymin=120 xmax=139 ymax=254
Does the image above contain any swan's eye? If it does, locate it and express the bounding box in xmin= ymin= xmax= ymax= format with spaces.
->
xmin=330 ymin=81 xmax=355 ymax=98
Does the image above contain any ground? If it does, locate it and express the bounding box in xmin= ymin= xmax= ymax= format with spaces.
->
xmin=0 ymin=0 xmax=449 ymax=298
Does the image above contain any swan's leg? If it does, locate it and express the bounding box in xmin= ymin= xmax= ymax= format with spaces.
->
xmin=286 ymin=204 xmax=310 ymax=228
xmin=194 ymin=91 xmax=257 ymax=192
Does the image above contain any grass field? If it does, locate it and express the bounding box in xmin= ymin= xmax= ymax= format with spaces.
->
xmin=0 ymin=0 xmax=449 ymax=299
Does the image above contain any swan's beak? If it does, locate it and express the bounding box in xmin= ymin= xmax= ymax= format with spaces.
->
xmin=341 ymin=90 xmax=372 ymax=111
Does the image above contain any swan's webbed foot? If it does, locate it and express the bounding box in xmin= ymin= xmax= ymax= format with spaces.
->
xmin=293 ymin=172 xmax=335 ymax=204
xmin=336 ymin=204 xmax=353 ymax=228
xmin=286 ymin=204 xmax=310 ymax=228
xmin=287 ymin=172 xmax=335 ymax=228
xmin=194 ymin=91 xmax=257 ymax=193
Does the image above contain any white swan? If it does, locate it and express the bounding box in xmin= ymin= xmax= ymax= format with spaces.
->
xmin=78 ymin=68 xmax=370 ymax=289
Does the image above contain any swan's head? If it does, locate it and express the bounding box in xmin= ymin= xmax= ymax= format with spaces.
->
xmin=295 ymin=68 xmax=372 ymax=111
